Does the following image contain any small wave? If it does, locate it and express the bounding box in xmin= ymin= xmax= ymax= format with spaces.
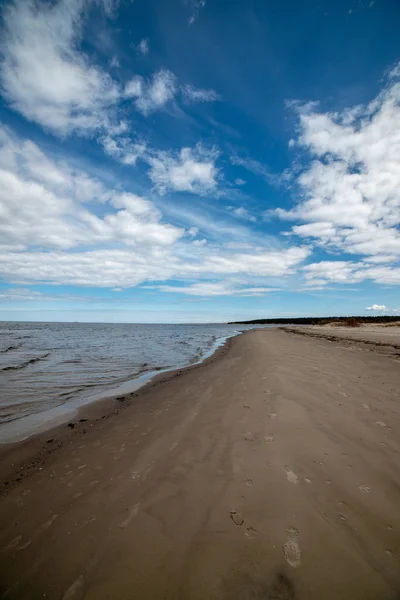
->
xmin=2 ymin=353 xmax=50 ymax=372
xmin=0 ymin=344 xmax=21 ymax=353
xmin=133 ymin=364 xmax=171 ymax=378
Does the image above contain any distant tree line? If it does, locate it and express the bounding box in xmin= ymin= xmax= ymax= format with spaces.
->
xmin=228 ymin=316 xmax=400 ymax=326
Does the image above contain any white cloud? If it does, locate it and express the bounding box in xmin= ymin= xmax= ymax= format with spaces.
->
xmin=124 ymin=70 xmax=176 ymax=115
xmin=0 ymin=287 xmax=43 ymax=301
xmin=181 ymin=84 xmax=220 ymax=103
xmin=147 ymin=144 xmax=219 ymax=194
xmin=99 ymin=134 xmax=147 ymax=165
xmin=0 ymin=0 xmax=120 ymax=135
xmin=365 ymin=303 xmax=400 ymax=313
xmin=276 ymin=62 xmax=400 ymax=283
xmin=155 ymin=282 xmax=278 ymax=297
xmin=137 ymin=38 xmax=149 ymax=56
xmin=231 ymin=154 xmax=286 ymax=187
xmin=188 ymin=0 xmax=206 ymax=26
xmin=302 ymin=260 xmax=400 ymax=287
xmin=231 ymin=207 xmax=256 ymax=222
xmin=0 ymin=125 xmax=183 ymax=253
xmin=235 ymin=178 xmax=246 ymax=185
xmin=0 ymin=126 xmax=310 ymax=289
xmin=197 ymin=246 xmax=310 ymax=278
xmin=366 ymin=304 xmax=387 ymax=311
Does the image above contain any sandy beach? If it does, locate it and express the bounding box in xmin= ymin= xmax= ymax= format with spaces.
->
xmin=0 ymin=327 xmax=400 ymax=600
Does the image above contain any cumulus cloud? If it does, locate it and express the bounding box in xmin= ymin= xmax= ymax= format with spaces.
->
xmin=181 ymin=84 xmax=220 ymax=103
xmin=302 ymin=260 xmax=400 ymax=287
xmin=124 ymin=69 xmax=176 ymax=115
xmin=0 ymin=0 xmax=120 ymax=135
xmin=0 ymin=125 xmax=183 ymax=253
xmin=276 ymin=62 xmax=400 ymax=287
xmin=147 ymin=144 xmax=219 ymax=194
xmin=366 ymin=304 xmax=387 ymax=311
xmin=0 ymin=125 xmax=311 ymax=289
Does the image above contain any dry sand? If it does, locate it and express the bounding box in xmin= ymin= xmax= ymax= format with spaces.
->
xmin=285 ymin=324 xmax=400 ymax=348
xmin=0 ymin=328 xmax=399 ymax=599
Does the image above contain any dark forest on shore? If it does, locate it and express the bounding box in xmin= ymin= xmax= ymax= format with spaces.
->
xmin=229 ymin=316 xmax=400 ymax=326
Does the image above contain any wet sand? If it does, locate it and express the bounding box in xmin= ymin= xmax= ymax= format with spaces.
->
xmin=0 ymin=328 xmax=399 ymax=599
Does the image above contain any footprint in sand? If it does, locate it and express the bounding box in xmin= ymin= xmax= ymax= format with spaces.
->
xmin=3 ymin=535 xmax=22 ymax=551
xmin=285 ymin=467 xmax=298 ymax=485
xmin=244 ymin=432 xmax=255 ymax=442
xmin=359 ymin=484 xmax=370 ymax=493
xmin=245 ymin=526 xmax=258 ymax=539
xmin=283 ymin=526 xmax=301 ymax=568
xmin=119 ymin=503 xmax=140 ymax=529
xmin=268 ymin=413 xmax=277 ymax=420
xmin=362 ymin=404 xmax=370 ymax=411
xmin=230 ymin=510 xmax=244 ymax=526
xmin=62 ymin=575 xmax=85 ymax=600
xmin=264 ymin=435 xmax=274 ymax=443
xmin=36 ymin=514 xmax=59 ymax=536
xmin=243 ymin=404 xmax=250 ymax=409
xmin=244 ymin=478 xmax=253 ymax=487
xmin=376 ymin=421 xmax=391 ymax=430
xmin=304 ymin=478 xmax=312 ymax=484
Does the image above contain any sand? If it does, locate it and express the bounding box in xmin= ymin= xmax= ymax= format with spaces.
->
xmin=0 ymin=328 xmax=399 ymax=599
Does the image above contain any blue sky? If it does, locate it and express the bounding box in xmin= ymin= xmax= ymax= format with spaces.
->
xmin=0 ymin=0 xmax=399 ymax=323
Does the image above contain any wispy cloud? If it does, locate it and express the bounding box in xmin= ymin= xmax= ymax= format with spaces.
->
xmin=181 ymin=84 xmax=220 ymax=103
xmin=99 ymin=133 xmax=147 ymax=166
xmin=136 ymin=38 xmax=149 ymax=55
xmin=124 ymin=69 xmax=176 ymax=115
xmin=187 ymin=0 xmax=206 ymax=26
xmin=229 ymin=206 xmax=256 ymax=222
xmin=154 ymin=282 xmax=279 ymax=296
xmin=230 ymin=154 xmax=284 ymax=187
xmin=0 ymin=0 xmax=120 ymax=135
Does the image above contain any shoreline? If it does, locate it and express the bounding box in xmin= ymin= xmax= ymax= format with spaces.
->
xmin=0 ymin=329 xmax=247 ymax=494
xmin=1 ymin=327 xmax=399 ymax=599
xmin=0 ymin=327 xmax=247 ymax=446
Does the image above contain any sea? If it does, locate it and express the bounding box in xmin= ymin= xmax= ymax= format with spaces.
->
xmin=0 ymin=322 xmax=262 ymax=443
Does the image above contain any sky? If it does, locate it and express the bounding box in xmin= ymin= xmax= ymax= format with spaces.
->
xmin=0 ymin=0 xmax=399 ymax=323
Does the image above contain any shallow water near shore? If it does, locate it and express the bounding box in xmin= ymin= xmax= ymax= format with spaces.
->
xmin=0 ymin=322 xmax=264 ymax=442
